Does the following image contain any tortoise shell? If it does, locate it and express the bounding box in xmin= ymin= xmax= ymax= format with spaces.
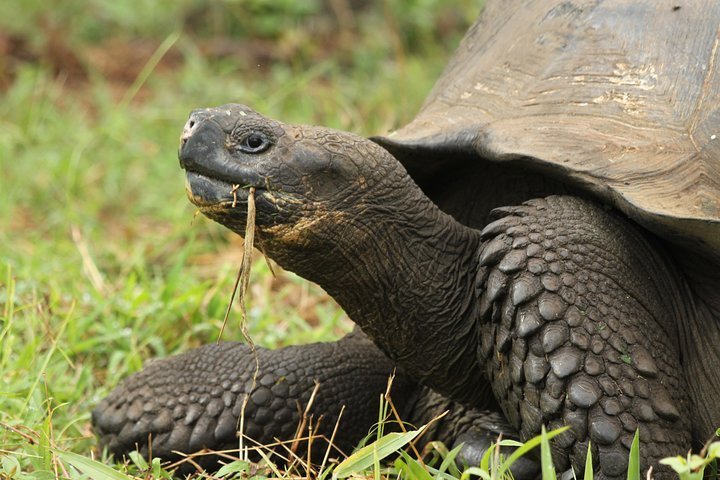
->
xmin=376 ymin=0 xmax=720 ymax=260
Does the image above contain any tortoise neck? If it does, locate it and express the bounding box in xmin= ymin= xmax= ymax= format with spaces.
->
xmin=271 ymin=172 xmax=490 ymax=405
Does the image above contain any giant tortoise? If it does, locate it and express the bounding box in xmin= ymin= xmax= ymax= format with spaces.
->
xmin=93 ymin=1 xmax=720 ymax=478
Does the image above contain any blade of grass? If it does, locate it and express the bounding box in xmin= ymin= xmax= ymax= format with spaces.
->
xmin=128 ymin=450 xmax=148 ymax=471
xmin=22 ymin=301 xmax=75 ymax=412
xmin=583 ymin=441 xmax=593 ymax=480
xmin=395 ymin=451 xmax=434 ymax=480
xmin=498 ymin=426 xmax=569 ymax=475
xmin=373 ymin=441 xmax=381 ymax=480
xmin=460 ymin=466 xmax=492 ymax=480
xmin=438 ymin=442 xmax=465 ymax=477
xmin=0 ymin=264 xmax=15 ymax=368
xmin=318 ymin=405 xmax=345 ymax=479
xmin=627 ymin=429 xmax=640 ymax=480
xmin=256 ymin=448 xmax=286 ymax=478
xmin=55 ymin=449 xmax=134 ymax=480
xmin=541 ymin=425 xmax=557 ymax=480
xmin=118 ymin=31 xmax=180 ymax=109
xmin=332 ymin=426 xmax=425 ymax=479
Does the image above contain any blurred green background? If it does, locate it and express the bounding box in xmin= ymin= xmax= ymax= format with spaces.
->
xmin=0 ymin=0 xmax=478 ymax=477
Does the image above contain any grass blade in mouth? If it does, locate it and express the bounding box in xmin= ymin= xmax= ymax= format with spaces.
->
xmin=239 ymin=186 xmax=256 ymax=345
xmin=219 ymin=186 xmax=257 ymax=346
xmin=219 ymin=186 xmax=259 ymax=459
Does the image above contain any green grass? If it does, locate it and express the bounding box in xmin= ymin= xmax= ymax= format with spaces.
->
xmin=0 ymin=1 xmax=478 ymax=478
xmin=2 ymin=1 xmax=717 ymax=479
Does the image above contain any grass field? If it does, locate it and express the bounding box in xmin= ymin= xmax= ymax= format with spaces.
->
xmin=0 ymin=1 xmax=478 ymax=477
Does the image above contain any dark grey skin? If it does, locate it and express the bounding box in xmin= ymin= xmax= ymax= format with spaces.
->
xmin=94 ymin=330 xmax=536 ymax=476
xmin=93 ymin=102 xmax=718 ymax=479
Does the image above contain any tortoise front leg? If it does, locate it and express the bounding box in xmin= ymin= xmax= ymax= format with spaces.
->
xmin=93 ymin=330 xmax=532 ymax=475
xmin=92 ymin=331 xmax=413 ymax=470
xmin=476 ymin=195 xmax=692 ymax=479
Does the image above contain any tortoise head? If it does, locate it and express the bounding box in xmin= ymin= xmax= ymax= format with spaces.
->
xmin=179 ymin=105 xmax=487 ymax=400
xmin=179 ymin=104 xmax=409 ymax=256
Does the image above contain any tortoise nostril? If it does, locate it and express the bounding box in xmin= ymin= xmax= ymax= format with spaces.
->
xmin=181 ymin=117 xmax=199 ymax=144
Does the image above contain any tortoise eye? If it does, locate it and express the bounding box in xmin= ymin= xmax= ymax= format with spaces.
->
xmin=238 ymin=132 xmax=271 ymax=153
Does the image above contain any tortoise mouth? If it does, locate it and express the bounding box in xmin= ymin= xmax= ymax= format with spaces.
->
xmin=185 ymin=171 xmax=256 ymax=209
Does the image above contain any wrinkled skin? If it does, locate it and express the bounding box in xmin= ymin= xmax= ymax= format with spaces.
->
xmin=94 ymin=104 xmax=718 ymax=479
xmin=94 ymin=330 xmax=538 ymax=477
xmin=179 ymin=106 xmax=492 ymax=404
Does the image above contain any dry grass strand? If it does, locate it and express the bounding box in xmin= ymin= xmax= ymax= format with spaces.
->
xmin=215 ymin=186 xmax=261 ymax=466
